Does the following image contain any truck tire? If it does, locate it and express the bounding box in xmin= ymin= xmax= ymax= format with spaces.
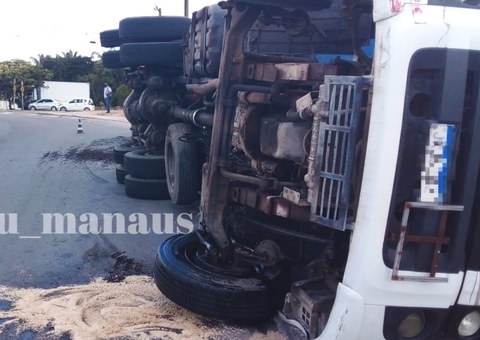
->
xmin=124 ymin=175 xmax=170 ymax=200
xmin=100 ymin=29 xmax=122 ymax=48
xmin=165 ymin=123 xmax=200 ymax=205
xmin=238 ymin=0 xmax=331 ymax=9
xmin=154 ymin=233 xmax=287 ymax=323
xmin=124 ymin=150 xmax=166 ymax=179
xmin=119 ymin=42 xmax=184 ymax=66
xmin=116 ymin=164 xmax=127 ymax=184
xmin=113 ymin=143 xmax=145 ymax=165
xmin=119 ymin=16 xmax=191 ymax=42
xmin=102 ymin=50 xmax=123 ymax=69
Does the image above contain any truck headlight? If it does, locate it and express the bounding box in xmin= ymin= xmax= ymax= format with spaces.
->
xmin=398 ymin=312 xmax=425 ymax=338
xmin=458 ymin=311 xmax=480 ymax=337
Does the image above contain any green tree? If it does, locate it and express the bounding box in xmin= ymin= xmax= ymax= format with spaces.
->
xmin=76 ymin=60 xmax=124 ymax=107
xmin=33 ymin=50 xmax=94 ymax=82
xmin=51 ymin=50 xmax=94 ymax=82
xmin=114 ymin=84 xmax=131 ymax=108
xmin=0 ymin=59 xmax=52 ymax=109
xmin=30 ymin=54 xmax=48 ymax=67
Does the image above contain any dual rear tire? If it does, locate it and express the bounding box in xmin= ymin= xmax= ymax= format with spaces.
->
xmin=101 ymin=16 xmax=190 ymax=69
xmin=165 ymin=123 xmax=201 ymax=205
xmin=122 ymin=149 xmax=170 ymax=200
xmin=116 ymin=124 xmax=201 ymax=203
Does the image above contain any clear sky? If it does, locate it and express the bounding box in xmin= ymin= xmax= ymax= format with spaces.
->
xmin=0 ymin=0 xmax=217 ymax=62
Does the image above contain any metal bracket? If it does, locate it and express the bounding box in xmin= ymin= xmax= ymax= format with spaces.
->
xmin=391 ymin=201 xmax=464 ymax=283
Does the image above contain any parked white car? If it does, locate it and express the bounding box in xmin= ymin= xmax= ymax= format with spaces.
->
xmin=59 ymin=98 xmax=95 ymax=112
xmin=28 ymin=99 xmax=61 ymax=111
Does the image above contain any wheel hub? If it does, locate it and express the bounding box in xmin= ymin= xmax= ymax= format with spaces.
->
xmin=193 ymin=248 xmax=256 ymax=278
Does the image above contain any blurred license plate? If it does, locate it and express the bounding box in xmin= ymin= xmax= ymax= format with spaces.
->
xmin=421 ymin=123 xmax=456 ymax=204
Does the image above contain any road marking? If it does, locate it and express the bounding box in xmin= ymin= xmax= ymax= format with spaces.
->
xmin=19 ymin=236 xmax=42 ymax=239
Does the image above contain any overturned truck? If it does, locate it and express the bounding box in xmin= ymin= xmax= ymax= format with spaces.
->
xmin=102 ymin=0 xmax=480 ymax=338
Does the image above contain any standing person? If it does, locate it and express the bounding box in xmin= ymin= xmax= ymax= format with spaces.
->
xmin=104 ymin=83 xmax=113 ymax=114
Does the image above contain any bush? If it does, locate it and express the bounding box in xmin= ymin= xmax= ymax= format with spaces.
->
xmin=113 ymin=84 xmax=130 ymax=107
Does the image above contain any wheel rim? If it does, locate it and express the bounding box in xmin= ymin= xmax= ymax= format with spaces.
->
xmin=30 ymin=107 xmax=35 ymax=110
xmin=51 ymin=107 xmax=57 ymax=111
xmin=60 ymin=107 xmax=66 ymax=111
xmin=84 ymin=108 xmax=90 ymax=111
xmin=166 ymin=141 xmax=175 ymax=190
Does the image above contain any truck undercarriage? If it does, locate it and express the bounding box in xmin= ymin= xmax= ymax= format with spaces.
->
xmin=103 ymin=0 xmax=480 ymax=337
xmin=100 ymin=0 xmax=480 ymax=337
xmin=102 ymin=0 xmax=375 ymax=336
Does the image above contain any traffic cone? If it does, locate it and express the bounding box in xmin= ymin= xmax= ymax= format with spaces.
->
xmin=77 ymin=119 xmax=84 ymax=134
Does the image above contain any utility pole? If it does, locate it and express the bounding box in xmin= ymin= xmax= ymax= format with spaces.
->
xmin=12 ymin=78 xmax=16 ymax=110
xmin=20 ymin=81 xmax=24 ymax=110
xmin=184 ymin=0 xmax=189 ymax=17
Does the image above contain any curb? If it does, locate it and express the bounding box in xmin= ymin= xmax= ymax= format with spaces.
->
xmin=2 ymin=109 xmax=129 ymax=123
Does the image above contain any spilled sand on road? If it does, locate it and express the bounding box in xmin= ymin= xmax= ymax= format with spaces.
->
xmin=0 ymin=275 xmax=289 ymax=340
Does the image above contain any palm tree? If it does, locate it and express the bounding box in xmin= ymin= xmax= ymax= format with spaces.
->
xmin=30 ymin=54 xmax=47 ymax=67
xmin=91 ymin=52 xmax=102 ymax=61
xmin=51 ymin=50 xmax=94 ymax=81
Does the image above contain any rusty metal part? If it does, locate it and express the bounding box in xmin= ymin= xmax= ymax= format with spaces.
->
xmin=254 ymin=240 xmax=282 ymax=266
xmin=250 ymin=157 xmax=289 ymax=177
xmin=245 ymin=91 xmax=305 ymax=107
xmin=220 ymin=84 xmax=273 ymax=167
xmin=221 ymin=168 xmax=298 ymax=189
xmin=200 ymin=5 xmax=262 ymax=255
xmin=244 ymin=63 xmax=339 ymax=83
xmin=260 ymin=118 xmax=311 ymax=163
xmin=185 ymin=79 xmax=219 ymax=95
xmin=431 ymin=211 xmax=449 ymax=277
xmin=283 ymin=187 xmax=310 ymax=207
xmin=306 ymin=85 xmax=328 ymax=202
xmin=245 ymin=52 xmax=317 ymax=63
xmin=231 ymin=94 xmax=262 ymax=160
xmin=391 ymin=201 xmax=464 ymax=283
xmin=245 ymin=92 xmax=272 ymax=105
xmin=233 ymin=243 xmax=281 ymax=267
xmin=229 ymin=186 xmax=310 ymax=222
xmin=388 ymin=233 xmax=450 ymax=245
xmin=285 ymin=104 xmax=322 ymax=121
xmin=234 ymin=247 xmax=271 ymax=266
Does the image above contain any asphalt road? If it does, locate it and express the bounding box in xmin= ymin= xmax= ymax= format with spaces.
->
xmin=0 ymin=111 xmax=305 ymax=340
xmin=0 ymin=111 xmax=180 ymax=289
